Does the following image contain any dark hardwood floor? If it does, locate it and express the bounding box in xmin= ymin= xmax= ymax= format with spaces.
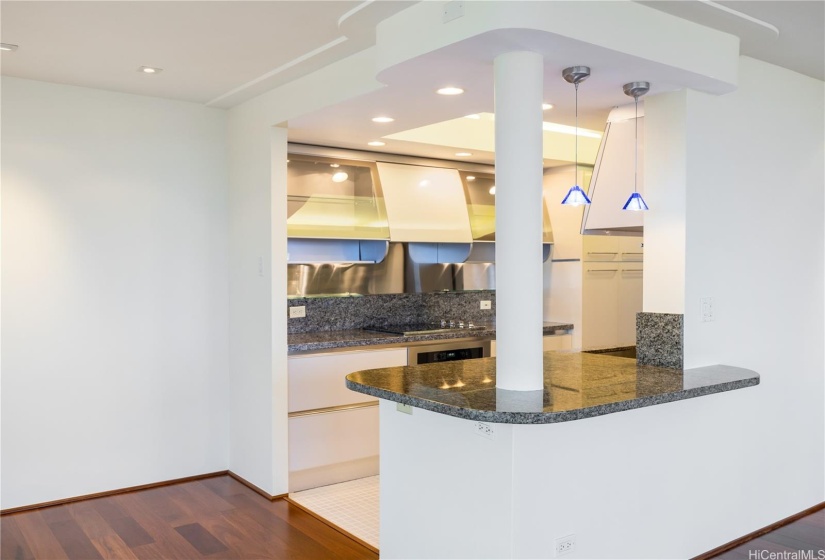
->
xmin=0 ymin=476 xmax=378 ymax=559
xmin=711 ymin=508 xmax=825 ymax=559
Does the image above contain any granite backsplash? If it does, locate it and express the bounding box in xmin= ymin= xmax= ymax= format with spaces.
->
xmin=636 ymin=312 xmax=684 ymax=369
xmin=287 ymin=291 xmax=496 ymax=333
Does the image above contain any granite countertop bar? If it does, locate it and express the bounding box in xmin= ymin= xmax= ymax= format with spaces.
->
xmin=345 ymin=352 xmax=759 ymax=424
xmin=288 ymin=322 xmax=573 ymax=353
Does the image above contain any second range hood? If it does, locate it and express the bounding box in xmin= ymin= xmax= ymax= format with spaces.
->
xmin=581 ymin=105 xmax=645 ymax=236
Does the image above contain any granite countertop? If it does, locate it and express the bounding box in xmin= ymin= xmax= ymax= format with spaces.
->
xmin=288 ymin=322 xmax=573 ymax=353
xmin=345 ymin=352 xmax=759 ymax=424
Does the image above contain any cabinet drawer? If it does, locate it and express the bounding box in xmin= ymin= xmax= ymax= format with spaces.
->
xmin=288 ymin=348 xmax=407 ymax=413
xmin=288 ymin=405 xmax=379 ymax=491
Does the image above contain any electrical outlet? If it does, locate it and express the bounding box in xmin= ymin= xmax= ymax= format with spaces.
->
xmin=480 ymin=300 xmax=492 ymax=310
xmin=474 ymin=421 xmax=495 ymax=439
xmin=555 ymin=534 xmax=575 ymax=557
xmin=396 ymin=403 xmax=413 ymax=415
xmin=289 ymin=306 xmax=306 ymax=319
xmin=701 ymin=297 xmax=714 ymax=323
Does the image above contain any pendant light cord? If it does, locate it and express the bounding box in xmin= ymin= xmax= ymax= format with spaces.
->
xmin=575 ymin=82 xmax=579 ymax=186
xmin=634 ymin=95 xmax=638 ymax=194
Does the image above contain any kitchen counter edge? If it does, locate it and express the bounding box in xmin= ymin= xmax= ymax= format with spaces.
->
xmin=344 ymin=358 xmax=760 ymax=425
xmin=288 ymin=322 xmax=573 ymax=353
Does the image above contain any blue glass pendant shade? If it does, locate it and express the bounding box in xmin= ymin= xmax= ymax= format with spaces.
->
xmin=561 ymin=185 xmax=591 ymax=206
xmin=622 ymin=192 xmax=649 ymax=211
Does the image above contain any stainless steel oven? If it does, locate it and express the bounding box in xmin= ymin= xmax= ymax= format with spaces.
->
xmin=407 ymin=339 xmax=491 ymax=365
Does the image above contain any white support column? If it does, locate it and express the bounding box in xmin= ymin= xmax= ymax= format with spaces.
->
xmin=494 ymin=51 xmax=545 ymax=391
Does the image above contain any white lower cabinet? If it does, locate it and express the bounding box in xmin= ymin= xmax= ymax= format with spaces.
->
xmin=287 ymin=347 xmax=406 ymax=492
xmin=542 ymin=334 xmax=573 ymax=351
xmin=289 ymin=405 xmax=380 ymax=492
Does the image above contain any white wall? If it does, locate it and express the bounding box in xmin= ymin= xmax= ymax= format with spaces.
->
xmin=1 ymin=77 xmax=230 ymax=509
xmin=683 ymin=56 xmax=824 ymax=530
xmin=227 ymin=47 xmax=385 ymax=496
xmin=643 ymin=90 xmax=687 ymax=313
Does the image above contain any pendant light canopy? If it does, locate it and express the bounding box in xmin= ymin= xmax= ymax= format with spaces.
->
xmin=561 ymin=66 xmax=591 ymax=206
xmin=622 ymin=81 xmax=650 ymax=211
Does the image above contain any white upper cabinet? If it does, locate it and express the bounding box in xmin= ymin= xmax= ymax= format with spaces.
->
xmin=377 ymin=162 xmax=473 ymax=243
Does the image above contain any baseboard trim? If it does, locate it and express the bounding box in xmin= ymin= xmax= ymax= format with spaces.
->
xmin=226 ymin=471 xmax=286 ymax=502
xmin=285 ymin=496 xmax=379 ymax=554
xmin=0 ymin=471 xmax=229 ymax=515
xmin=692 ymin=501 xmax=825 ymax=559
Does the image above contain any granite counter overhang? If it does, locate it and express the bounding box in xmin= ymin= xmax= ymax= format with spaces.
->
xmin=288 ymin=322 xmax=573 ymax=353
xmin=345 ymin=352 xmax=760 ymax=424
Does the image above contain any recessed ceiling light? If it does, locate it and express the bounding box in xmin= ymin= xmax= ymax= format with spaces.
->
xmin=418 ymin=180 xmax=431 ymax=187
xmin=330 ymin=163 xmax=340 ymax=168
xmin=332 ymin=171 xmax=349 ymax=183
xmin=368 ymin=141 xmax=386 ymax=147
xmin=489 ymin=186 xmax=496 ymax=195
xmin=437 ymin=87 xmax=464 ymax=95
xmin=466 ymin=176 xmax=476 ymax=181
xmin=0 ymin=43 xmax=19 ymax=52
xmin=455 ymin=152 xmax=472 ymax=157
xmin=372 ymin=116 xmax=394 ymax=123
xmin=139 ymin=66 xmax=163 ymax=74
xmin=542 ymin=103 xmax=554 ymax=110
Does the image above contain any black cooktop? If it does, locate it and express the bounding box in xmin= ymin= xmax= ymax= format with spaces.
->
xmin=363 ymin=323 xmax=488 ymax=336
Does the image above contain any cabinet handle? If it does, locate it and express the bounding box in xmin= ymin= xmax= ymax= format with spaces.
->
xmin=588 ymin=269 xmax=618 ymax=272
xmin=587 ymin=252 xmax=618 ymax=255
xmin=622 ymin=268 xmax=644 ymax=272
xmin=289 ymin=401 xmax=378 ymax=418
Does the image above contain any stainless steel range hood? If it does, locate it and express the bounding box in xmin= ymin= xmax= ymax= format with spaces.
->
xmin=581 ymin=105 xmax=645 ymax=236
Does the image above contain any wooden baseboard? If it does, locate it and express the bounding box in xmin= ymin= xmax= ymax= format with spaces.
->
xmin=284 ymin=496 xmax=379 ymax=554
xmin=692 ymin=501 xmax=825 ymax=560
xmin=0 ymin=471 xmax=229 ymax=515
xmin=226 ymin=471 xmax=287 ymax=502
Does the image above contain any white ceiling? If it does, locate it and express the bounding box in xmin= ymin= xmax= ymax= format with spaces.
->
xmin=2 ymin=0 xmax=822 ymax=166
xmin=640 ymin=0 xmax=825 ymax=81
xmin=0 ymin=1 xmax=414 ymax=107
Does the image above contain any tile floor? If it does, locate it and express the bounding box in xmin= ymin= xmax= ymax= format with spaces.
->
xmin=289 ymin=476 xmax=380 ymax=549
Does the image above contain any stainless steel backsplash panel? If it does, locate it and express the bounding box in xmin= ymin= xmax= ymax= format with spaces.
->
xmin=287 ymin=242 xmax=496 ymax=297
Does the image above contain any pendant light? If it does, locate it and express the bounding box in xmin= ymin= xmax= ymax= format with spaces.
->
xmin=561 ymin=66 xmax=591 ymax=206
xmin=622 ymin=81 xmax=650 ymax=211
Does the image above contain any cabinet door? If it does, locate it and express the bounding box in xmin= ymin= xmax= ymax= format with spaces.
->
xmin=619 ymin=237 xmax=644 ymax=262
xmin=582 ymin=263 xmax=620 ymax=348
xmin=288 ymin=348 xmax=407 ymax=413
xmin=543 ymin=334 xmax=572 ymax=351
xmin=583 ymin=236 xmax=620 ymax=262
xmin=618 ymin=265 xmax=643 ymax=347
xmin=289 ymin=406 xmax=379 ymax=492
